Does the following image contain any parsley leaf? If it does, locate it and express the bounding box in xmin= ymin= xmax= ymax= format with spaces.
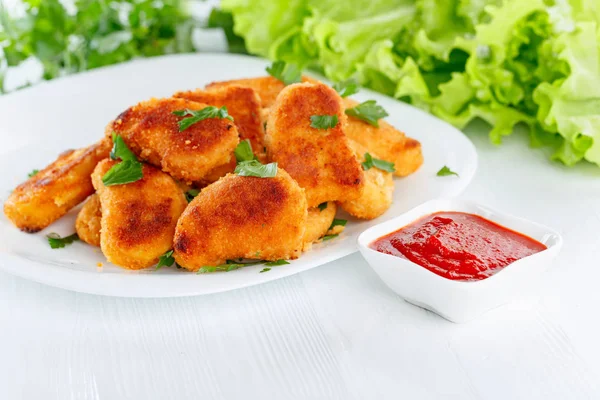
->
xmin=110 ymin=133 xmax=137 ymax=162
xmin=318 ymin=202 xmax=328 ymax=211
xmin=28 ymin=169 xmax=39 ymax=178
xmin=329 ymin=219 xmax=347 ymax=229
xmin=103 ymin=134 xmax=144 ymax=186
xmin=47 ymin=232 xmax=79 ymax=249
xmin=259 ymin=267 xmax=271 ymax=273
xmin=234 ymin=139 xmax=255 ymax=163
xmin=197 ymin=259 xmax=263 ymax=274
xmin=345 ymin=100 xmax=389 ymax=127
xmin=265 ymin=259 xmax=290 ymax=266
xmin=102 ymin=160 xmax=144 ymax=186
xmin=172 ymin=106 xmax=233 ymax=132
xmin=155 ymin=250 xmax=175 ymax=270
xmin=322 ymin=234 xmax=339 ymax=241
xmin=333 ymin=79 xmax=360 ymax=97
xmin=266 ymin=61 xmax=302 ymax=85
xmin=437 ymin=166 xmax=459 ymax=177
xmin=310 ymin=115 xmax=339 ymax=129
xmin=235 ymin=160 xmax=278 ymax=178
xmin=185 ymin=189 xmax=200 ymax=203
xmin=362 ymin=153 xmax=396 ymax=173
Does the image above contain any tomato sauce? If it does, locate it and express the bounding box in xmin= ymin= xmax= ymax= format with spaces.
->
xmin=370 ymin=212 xmax=547 ymax=281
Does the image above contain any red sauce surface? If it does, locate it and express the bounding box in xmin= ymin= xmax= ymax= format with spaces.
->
xmin=370 ymin=212 xmax=547 ymax=281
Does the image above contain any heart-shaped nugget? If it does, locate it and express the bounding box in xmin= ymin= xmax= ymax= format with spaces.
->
xmin=173 ymin=170 xmax=308 ymax=271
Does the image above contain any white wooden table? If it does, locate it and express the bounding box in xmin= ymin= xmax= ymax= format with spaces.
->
xmin=1 ymin=120 xmax=599 ymax=399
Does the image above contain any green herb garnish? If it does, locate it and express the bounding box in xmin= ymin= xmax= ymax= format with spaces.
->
xmin=345 ymin=100 xmax=389 ymax=127
xmin=234 ymin=139 xmax=255 ymax=163
xmin=259 ymin=267 xmax=271 ymax=273
xmin=155 ymin=250 xmax=175 ymax=270
xmin=47 ymin=233 xmax=79 ymax=249
xmin=235 ymin=160 xmax=278 ymax=178
xmin=266 ymin=61 xmax=302 ymax=85
xmin=110 ymin=133 xmax=137 ymax=162
xmin=28 ymin=169 xmax=39 ymax=178
xmin=310 ymin=115 xmax=339 ymax=129
xmin=102 ymin=160 xmax=144 ymax=186
xmin=197 ymin=259 xmax=263 ymax=274
xmin=172 ymin=106 xmax=233 ymax=132
xmin=437 ymin=166 xmax=459 ymax=177
xmin=362 ymin=153 xmax=395 ymax=173
xmin=329 ymin=219 xmax=347 ymax=229
xmin=333 ymin=79 xmax=359 ymax=98
xmin=102 ymin=134 xmax=143 ymax=186
xmin=318 ymin=202 xmax=328 ymax=211
xmin=322 ymin=234 xmax=339 ymax=241
xmin=265 ymin=259 xmax=290 ymax=266
xmin=185 ymin=189 xmax=200 ymax=203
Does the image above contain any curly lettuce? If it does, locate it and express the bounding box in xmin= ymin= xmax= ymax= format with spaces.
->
xmin=222 ymin=0 xmax=600 ymax=167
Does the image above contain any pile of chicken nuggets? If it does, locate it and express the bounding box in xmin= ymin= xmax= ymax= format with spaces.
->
xmin=3 ymin=73 xmax=423 ymax=272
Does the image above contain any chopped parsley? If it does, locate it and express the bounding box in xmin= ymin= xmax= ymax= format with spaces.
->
xmin=437 ymin=166 xmax=459 ymax=177
xmin=102 ymin=134 xmax=143 ymax=186
xmin=345 ymin=100 xmax=389 ymax=127
xmin=322 ymin=234 xmax=339 ymax=241
xmin=234 ymin=139 xmax=255 ymax=163
xmin=47 ymin=233 xmax=79 ymax=249
xmin=155 ymin=250 xmax=175 ymax=270
xmin=266 ymin=60 xmax=302 ymax=85
xmin=185 ymin=189 xmax=200 ymax=203
xmin=265 ymin=259 xmax=290 ymax=266
xmin=318 ymin=202 xmax=328 ymax=211
xmin=172 ymin=106 xmax=233 ymax=132
xmin=310 ymin=115 xmax=339 ymax=129
xmin=329 ymin=219 xmax=347 ymax=229
xmin=235 ymin=160 xmax=278 ymax=178
xmin=259 ymin=267 xmax=271 ymax=273
xmin=28 ymin=169 xmax=39 ymax=178
xmin=362 ymin=153 xmax=396 ymax=173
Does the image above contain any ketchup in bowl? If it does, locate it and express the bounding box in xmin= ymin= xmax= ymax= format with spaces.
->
xmin=369 ymin=212 xmax=547 ymax=281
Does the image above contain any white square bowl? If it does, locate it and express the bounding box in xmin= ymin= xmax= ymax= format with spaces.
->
xmin=357 ymin=199 xmax=563 ymax=323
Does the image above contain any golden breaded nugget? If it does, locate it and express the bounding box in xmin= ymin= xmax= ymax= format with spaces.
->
xmin=92 ymin=160 xmax=187 ymax=270
xmin=206 ymin=76 xmax=320 ymax=108
xmin=174 ymin=85 xmax=266 ymax=159
xmin=4 ymin=137 xmax=111 ymax=232
xmin=75 ymin=194 xmax=102 ymax=246
xmin=302 ymin=202 xmax=336 ymax=251
xmin=106 ymin=97 xmax=239 ymax=184
xmin=266 ymin=82 xmax=364 ymax=207
xmin=173 ymin=170 xmax=307 ymax=271
xmin=342 ymin=98 xmax=423 ymax=177
xmin=338 ymin=140 xmax=394 ymax=220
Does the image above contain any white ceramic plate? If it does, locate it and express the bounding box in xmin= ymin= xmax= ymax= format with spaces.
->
xmin=0 ymin=53 xmax=477 ymax=297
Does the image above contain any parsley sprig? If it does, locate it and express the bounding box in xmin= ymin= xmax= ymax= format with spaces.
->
xmin=28 ymin=169 xmax=39 ymax=178
xmin=437 ymin=166 xmax=459 ymax=177
xmin=172 ymin=106 xmax=233 ymax=132
xmin=197 ymin=259 xmax=290 ymax=274
xmin=185 ymin=189 xmax=200 ymax=203
xmin=362 ymin=153 xmax=396 ymax=173
xmin=47 ymin=233 xmax=79 ymax=249
xmin=235 ymin=161 xmax=278 ymax=178
xmin=155 ymin=250 xmax=175 ymax=270
xmin=310 ymin=115 xmax=338 ymax=129
xmin=266 ymin=61 xmax=302 ymax=85
xmin=318 ymin=202 xmax=328 ymax=211
xmin=345 ymin=100 xmax=389 ymax=127
xmin=102 ymin=134 xmax=143 ymax=186
xmin=234 ymin=139 xmax=255 ymax=163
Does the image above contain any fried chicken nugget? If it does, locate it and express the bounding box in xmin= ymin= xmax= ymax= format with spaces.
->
xmin=302 ymin=202 xmax=336 ymax=251
xmin=338 ymin=140 xmax=394 ymax=220
xmin=75 ymin=194 xmax=102 ymax=246
xmin=266 ymin=82 xmax=364 ymax=207
xmin=174 ymin=85 xmax=266 ymax=160
xmin=92 ymin=160 xmax=187 ymax=270
xmin=4 ymin=137 xmax=112 ymax=233
xmin=173 ymin=170 xmax=307 ymax=271
xmin=342 ymin=98 xmax=423 ymax=177
xmin=106 ymin=97 xmax=239 ymax=184
xmin=206 ymin=76 xmax=320 ymax=108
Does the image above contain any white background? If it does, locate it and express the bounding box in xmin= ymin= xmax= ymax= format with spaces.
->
xmin=0 ymin=121 xmax=599 ymax=399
